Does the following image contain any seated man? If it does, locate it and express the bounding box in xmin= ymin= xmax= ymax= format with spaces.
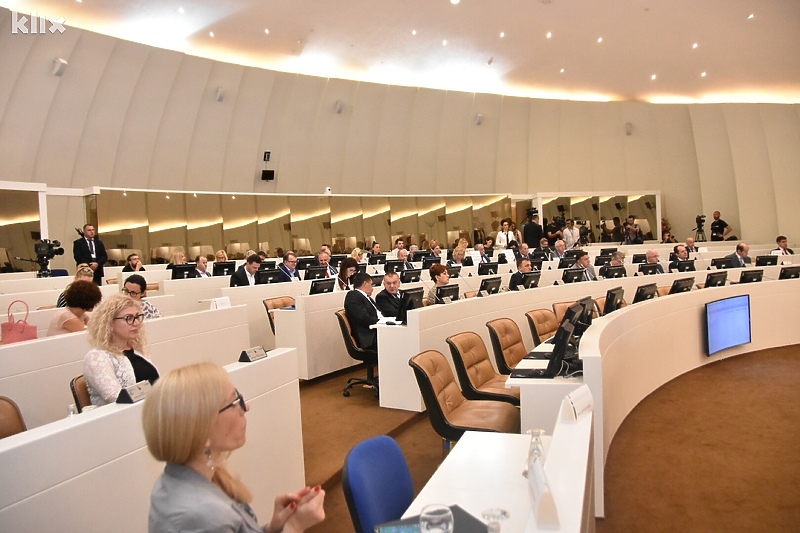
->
xmin=123 ymin=274 xmax=161 ymax=319
xmin=318 ymin=250 xmax=338 ymax=278
xmin=773 ymin=235 xmax=795 ymax=255
xmin=278 ymin=252 xmax=302 ymax=282
xmin=230 ymin=254 xmax=262 ymax=287
xmin=393 ymin=237 xmax=405 ymax=256
xmin=643 ymin=249 xmax=665 ymax=274
xmin=571 ymin=250 xmax=597 ymax=281
xmin=533 ymin=237 xmax=551 ymax=259
xmin=552 ymin=239 xmax=567 ymax=260
xmin=509 ymin=257 xmax=533 ymax=291
xmin=685 ymin=237 xmax=698 ymax=253
xmin=599 ymin=251 xmax=626 ymax=278
xmin=343 ymin=272 xmax=382 ymax=350
xmin=397 ymin=248 xmax=414 ymax=270
xmin=669 ymin=245 xmax=689 ymax=271
xmin=194 ymin=255 xmax=211 ymax=278
xmin=518 ymin=243 xmax=532 ymax=260
xmin=375 ymin=271 xmax=401 ymax=317
xmin=122 ymin=253 xmax=146 ymax=272
xmin=726 ymin=242 xmax=751 ymax=268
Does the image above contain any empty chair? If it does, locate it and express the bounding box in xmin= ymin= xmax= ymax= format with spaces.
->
xmin=525 ymin=308 xmax=559 ymax=346
xmin=552 ymin=300 xmax=575 ymax=324
xmin=70 ymin=375 xmax=92 ymax=413
xmin=486 ymin=317 xmax=527 ymax=375
xmin=262 ymin=296 xmax=296 ymax=335
xmin=342 ymin=436 xmax=414 ymax=533
xmin=335 ymin=310 xmax=379 ymax=397
xmin=657 ymin=286 xmax=671 ymax=297
xmin=409 ymin=350 xmax=520 ymax=446
xmin=0 ymin=396 xmax=27 ymax=439
xmin=445 ymin=332 xmax=520 ymax=406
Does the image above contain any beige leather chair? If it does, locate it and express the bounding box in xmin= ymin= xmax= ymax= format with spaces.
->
xmin=525 ymin=308 xmax=559 ymax=346
xmin=408 ymin=350 xmax=520 ymax=447
xmin=485 ymin=318 xmax=527 ymax=375
xmin=70 ymin=375 xmax=92 ymax=413
xmin=0 ymin=396 xmax=27 ymax=439
xmin=445 ymin=332 xmax=520 ymax=406
xmin=263 ymin=296 xmax=296 ymax=335
xmin=552 ymin=300 xmax=575 ymax=324
xmin=657 ymin=286 xmax=671 ymax=297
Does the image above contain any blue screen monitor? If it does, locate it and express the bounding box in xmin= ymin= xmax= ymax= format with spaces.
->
xmin=705 ymin=295 xmax=751 ymax=356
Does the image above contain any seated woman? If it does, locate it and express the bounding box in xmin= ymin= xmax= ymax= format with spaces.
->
xmin=56 ymin=264 xmax=95 ymax=308
xmin=448 ymin=246 xmax=466 ymax=267
xmin=350 ymin=247 xmax=365 ymax=264
xmin=334 ymin=257 xmax=358 ymax=292
xmin=47 ymin=280 xmax=102 ymax=336
xmin=426 ymin=263 xmax=451 ymax=306
xmin=166 ymin=252 xmax=187 ymax=270
xmin=83 ymin=294 xmax=159 ymax=406
xmin=142 ymin=362 xmax=325 ymax=533
xmin=215 ymin=250 xmax=229 ymax=263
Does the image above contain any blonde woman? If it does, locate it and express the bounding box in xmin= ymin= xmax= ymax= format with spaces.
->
xmin=350 ymin=247 xmax=365 ymax=263
xmin=83 ymin=294 xmax=158 ymax=406
xmin=167 ymin=251 xmax=187 ymax=270
xmin=448 ymin=246 xmax=466 ymax=266
xmin=56 ymin=264 xmax=95 ymax=308
xmin=215 ymin=250 xmax=229 ymax=263
xmin=143 ymin=362 xmax=325 ymax=532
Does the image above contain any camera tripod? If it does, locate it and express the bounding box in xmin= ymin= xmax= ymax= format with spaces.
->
xmin=694 ymin=228 xmax=707 ymax=242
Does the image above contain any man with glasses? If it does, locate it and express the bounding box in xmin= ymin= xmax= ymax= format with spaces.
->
xmin=278 ymin=252 xmax=301 ymax=282
xmin=123 ymin=274 xmax=162 ymax=319
xmin=122 ymin=253 xmax=146 ymax=272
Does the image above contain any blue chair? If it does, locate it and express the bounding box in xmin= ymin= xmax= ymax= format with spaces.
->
xmin=342 ymin=435 xmax=414 ymax=533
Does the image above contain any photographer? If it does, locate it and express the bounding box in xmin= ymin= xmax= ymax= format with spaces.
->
xmin=710 ymin=211 xmax=733 ymax=241
xmin=545 ymin=216 xmax=563 ymax=246
xmin=622 ymin=215 xmax=643 ymax=245
xmin=73 ymin=224 xmax=107 ymax=285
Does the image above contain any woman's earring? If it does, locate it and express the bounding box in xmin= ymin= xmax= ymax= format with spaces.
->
xmin=205 ymin=448 xmax=215 ymax=472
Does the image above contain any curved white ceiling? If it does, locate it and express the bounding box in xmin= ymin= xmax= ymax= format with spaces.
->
xmin=4 ymin=0 xmax=800 ymax=103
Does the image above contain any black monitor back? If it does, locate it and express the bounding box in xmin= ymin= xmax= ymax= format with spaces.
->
xmin=478 ymin=276 xmax=502 ymax=295
xmin=603 ymin=265 xmax=627 ymax=279
xmin=422 ymin=256 xmax=441 ymax=270
xmin=384 ymin=260 xmax=404 ymax=273
xmin=675 ymin=260 xmax=696 ymax=272
xmin=561 ymin=269 xmax=584 ymax=284
xmin=603 ymin=287 xmax=625 ymax=315
xmin=255 ymin=269 xmax=282 ymax=285
xmin=632 ymin=254 xmax=647 ymax=264
xmin=212 ymin=261 xmax=236 ymax=277
xmin=309 ymin=278 xmax=335 ymax=294
xmin=400 ymin=269 xmax=421 ymax=283
xmin=558 ymin=257 xmax=577 ymax=269
xmin=632 ymin=283 xmax=658 ymax=303
xmin=600 ymin=247 xmax=617 ymax=256
xmin=368 ymin=253 xmax=387 ymax=265
xmin=738 ymin=269 xmax=763 ymax=284
xmin=779 ymin=265 xmax=800 ymax=279
xmin=446 ymin=266 xmax=461 ymax=278
xmin=755 ymin=255 xmax=778 ymax=267
xmin=478 ymin=262 xmax=499 ymax=276
xmin=594 ymin=255 xmax=611 ymax=267
xmin=396 ymin=288 xmax=425 ymax=324
xmin=297 ymin=257 xmax=318 ymax=271
xmin=370 ymin=274 xmax=384 ymax=286
xmin=171 ymin=264 xmax=197 ymax=280
xmin=710 ymin=257 xmax=730 ymax=269
xmin=521 ymin=271 xmax=541 ymax=289
xmin=304 ymin=266 xmax=327 ymax=280
xmin=704 ymin=270 xmax=728 ymax=287
xmin=669 ymin=277 xmax=695 ymax=294
xmin=638 ymin=263 xmax=661 ymax=276
xmin=435 ymin=284 xmax=460 ymax=303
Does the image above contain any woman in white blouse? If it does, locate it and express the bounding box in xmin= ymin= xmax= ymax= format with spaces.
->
xmin=47 ymin=280 xmax=102 ymax=336
xmin=83 ymin=294 xmax=159 ymax=406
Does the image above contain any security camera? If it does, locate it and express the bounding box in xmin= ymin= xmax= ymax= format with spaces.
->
xmin=324 ymin=187 xmax=332 ymax=195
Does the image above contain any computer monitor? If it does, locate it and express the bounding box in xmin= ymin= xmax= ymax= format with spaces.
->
xmin=396 ymin=287 xmax=425 ymax=324
xmin=356 ymin=263 xmax=368 ymax=275
xmin=561 ymin=268 xmax=584 ymax=284
xmin=530 ymin=259 xmax=544 ymax=271
xmin=755 ymin=255 xmax=778 ymax=267
xmin=258 ymin=260 xmax=277 ymax=271
xmin=446 ymin=249 xmax=453 ymax=261
xmin=632 ymin=283 xmax=658 ymax=304
xmin=520 ymin=271 xmax=541 ymax=289
xmin=710 ymin=257 xmax=730 ymax=269
xmin=564 ymin=249 xmax=582 ymax=258
xmin=600 ymin=247 xmax=618 ymax=256
xmin=558 ymin=257 xmax=577 ymax=269
xmin=446 ymin=266 xmax=461 ymax=278
xmin=594 ymin=255 xmax=611 ymax=267
xmin=779 ymin=265 xmax=800 ymax=279
xmin=297 ymin=257 xmax=318 ymax=271
xmin=303 ymin=266 xmax=327 ymax=280
xmin=632 ymin=253 xmax=647 ymax=264
xmin=602 ymin=265 xmax=627 ymax=279
xmin=603 ymin=286 xmax=625 ymax=315
xmin=309 ymin=278 xmax=336 ymax=295
xmin=572 ymin=296 xmax=595 ymax=338
xmin=368 ymin=253 xmax=387 ymax=265
xmin=478 ymin=262 xmax=498 ymax=276
xmin=422 ymin=256 xmax=441 ymax=270
xmin=497 ymin=253 xmax=508 ymax=264
xmin=531 ymin=251 xmax=549 ymax=260
xmin=638 ymin=263 xmax=661 ymax=276
xmin=330 ymin=254 xmax=347 ymax=268
xmin=478 ymin=276 xmax=502 ymax=295
xmin=669 ymin=277 xmax=695 ymax=294
xmin=435 ymin=284 xmax=460 ymax=303
xmin=513 ymin=321 xmax=576 ymax=379
xmin=399 ymin=269 xmax=422 ymax=283
xmin=704 ymin=270 xmax=728 ymax=287
xmin=705 ymin=295 xmax=751 ymax=356
xmin=738 ymin=269 xmax=763 ymax=284
xmin=255 ymin=269 xmax=282 ymax=285
xmin=412 ymin=250 xmax=431 ymax=262
xmin=668 ymin=252 xmax=677 ymax=262
xmin=212 ymin=261 xmax=236 ymax=277
xmin=673 ymin=260 xmax=696 ymax=272
xmin=384 ymin=260 xmax=404 ymax=273
xmin=171 ymin=264 xmax=197 ymax=280
xmin=370 ymin=274 xmax=384 ymax=286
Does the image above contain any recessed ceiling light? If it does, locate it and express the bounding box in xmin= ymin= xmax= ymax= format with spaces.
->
xmin=166 ymin=195 xmax=170 ymax=199
xmin=442 ymin=39 xmax=447 ymax=46
xmin=264 ymin=29 xmax=269 ymax=35
xmin=193 ymin=193 xmax=197 ymax=197
xmin=178 ymin=7 xmax=185 ymax=15
xmin=411 ymin=29 xmax=416 ymax=36
xmin=597 ymin=37 xmax=603 ymax=43
xmin=450 ymin=0 xmax=460 ymax=4
xmin=500 ymin=32 xmax=505 ymax=38
xmin=75 ymin=0 xmax=82 ymax=3
xmin=122 ymin=191 xmax=127 ymax=196
xmin=748 ymin=13 xmax=754 ymax=19
xmin=209 ymin=31 xmax=214 ymax=37
xmin=232 ymin=195 xmax=236 ymax=200
xmin=701 ymin=72 xmax=707 ymax=77
xmin=651 ymin=74 xmax=657 ymax=80
xmin=560 ymin=68 xmax=565 ymax=73
xmin=546 ymin=32 xmax=552 ymax=39
xmin=692 ymin=43 xmax=698 ymax=49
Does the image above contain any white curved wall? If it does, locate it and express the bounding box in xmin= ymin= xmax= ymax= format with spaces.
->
xmin=1 ymin=8 xmax=799 ymax=242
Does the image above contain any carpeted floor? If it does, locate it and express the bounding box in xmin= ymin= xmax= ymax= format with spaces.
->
xmin=300 ymin=346 xmax=800 ymax=533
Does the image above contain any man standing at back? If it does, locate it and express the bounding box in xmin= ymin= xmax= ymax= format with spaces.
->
xmin=73 ymin=224 xmax=107 ymax=285
xmin=710 ymin=211 xmax=733 ymax=241
xmin=523 ymin=214 xmax=543 ymax=249
xmin=344 ymin=272 xmax=382 ymax=350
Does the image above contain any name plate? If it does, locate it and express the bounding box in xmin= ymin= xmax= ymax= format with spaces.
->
xmin=210 ymin=296 xmax=231 ymax=310
xmin=560 ymin=384 xmax=594 ymax=422
xmin=441 ymin=296 xmax=453 ymax=304
xmin=528 ymin=456 xmax=559 ymax=529
xmin=116 ymin=380 xmax=152 ymax=404
xmin=239 ymin=346 xmax=269 ymax=362
xmin=479 ymin=290 xmax=489 ymax=298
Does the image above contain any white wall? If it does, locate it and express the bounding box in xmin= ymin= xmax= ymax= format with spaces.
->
xmin=1 ymin=8 xmax=798 ymax=244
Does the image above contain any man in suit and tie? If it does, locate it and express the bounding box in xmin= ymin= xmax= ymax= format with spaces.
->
xmin=397 ymin=249 xmax=414 ymax=270
xmin=318 ymin=250 xmax=338 ymax=278
xmin=375 ymin=271 xmax=402 ymax=318
xmin=669 ymin=245 xmax=689 ymax=272
xmin=685 ymin=237 xmax=698 ymax=254
xmin=726 ymin=242 xmax=751 ymax=268
xmin=773 ymin=235 xmax=795 ymax=255
xmin=278 ymin=252 xmax=302 ymax=282
xmin=230 ymin=254 xmax=262 ymax=286
xmin=73 ymin=224 xmax=107 ymax=285
xmin=571 ymin=251 xmax=597 ymax=281
xmin=344 ymin=272 xmax=382 ymax=350
xmin=195 ymin=255 xmax=212 ymax=277
xmin=509 ymin=257 xmax=533 ymax=291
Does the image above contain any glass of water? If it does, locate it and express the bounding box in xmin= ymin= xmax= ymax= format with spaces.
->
xmin=419 ymin=504 xmax=453 ymax=533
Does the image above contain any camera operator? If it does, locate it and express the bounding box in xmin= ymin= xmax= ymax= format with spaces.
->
xmin=710 ymin=211 xmax=733 ymax=241
xmin=545 ymin=216 xmax=563 ymax=246
xmin=622 ymin=215 xmax=643 ymax=245
xmin=73 ymin=224 xmax=108 ymax=285
xmin=563 ymin=219 xmax=580 ymax=249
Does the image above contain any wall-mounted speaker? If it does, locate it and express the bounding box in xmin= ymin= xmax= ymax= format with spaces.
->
xmin=52 ymin=57 xmax=68 ymax=76
xmin=261 ymin=170 xmax=275 ymax=181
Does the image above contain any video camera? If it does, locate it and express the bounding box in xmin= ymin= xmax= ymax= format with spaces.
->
xmin=693 ymin=215 xmax=706 ymax=231
xmin=34 ymin=239 xmax=64 ymax=276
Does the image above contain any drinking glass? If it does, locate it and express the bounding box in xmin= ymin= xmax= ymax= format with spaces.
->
xmin=481 ymin=507 xmax=510 ymax=532
xmin=419 ymin=504 xmax=453 ymax=533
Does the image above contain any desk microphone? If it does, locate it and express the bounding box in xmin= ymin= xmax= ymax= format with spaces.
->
xmin=460 ymin=273 xmax=479 ymax=295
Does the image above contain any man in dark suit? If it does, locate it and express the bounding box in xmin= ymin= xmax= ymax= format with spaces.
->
xmin=726 ymin=242 xmax=751 ymax=268
xmin=773 ymin=235 xmax=795 ymax=255
xmin=344 ymin=273 xmax=381 ymax=350
xmin=669 ymin=245 xmax=689 ymax=272
xmin=685 ymin=237 xmax=698 ymax=254
xmin=523 ymin=214 xmax=543 ymax=248
xmin=397 ymin=249 xmax=414 ymax=270
xmin=509 ymin=257 xmax=532 ymax=291
xmin=73 ymin=224 xmax=107 ymax=285
xmin=571 ymin=251 xmax=597 ymax=281
xmin=278 ymin=252 xmax=301 ymax=282
xmin=317 ymin=250 xmax=338 ymax=278
xmin=375 ymin=271 xmax=401 ymax=317
xmin=230 ymin=254 xmax=261 ymax=287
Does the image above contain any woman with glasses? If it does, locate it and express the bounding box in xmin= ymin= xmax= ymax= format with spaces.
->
xmin=83 ymin=294 xmax=159 ymax=406
xmin=334 ymin=257 xmax=358 ymax=292
xmin=143 ymin=362 xmax=325 ymax=532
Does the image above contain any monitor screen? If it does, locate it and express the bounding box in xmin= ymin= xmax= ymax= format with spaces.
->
xmin=558 ymin=257 xmax=577 ymax=269
xmin=705 ymin=295 xmax=751 ymax=356
xmin=356 ymin=263 xmax=368 ymax=275
xmin=368 ymin=253 xmax=387 ymax=265
xmin=304 ymin=266 xmax=328 ymax=280
xmin=530 ymin=259 xmax=543 ymax=271
xmin=330 ymin=254 xmax=347 ymax=268
xmin=171 ymin=264 xmax=197 ymax=280
xmin=396 ymin=287 xmax=425 ymax=324
xmin=255 ymin=269 xmax=282 ymax=285
xmin=422 ymin=256 xmax=441 ymax=270
xmin=531 ymin=251 xmax=549 ymax=260
xmin=600 ymin=247 xmax=618 ymax=256
xmin=638 ymin=263 xmax=661 ymax=276
xmin=710 ymin=258 xmax=730 ymax=269
xmin=297 ymin=257 xmax=318 ymax=271
xmin=603 ymin=286 xmax=625 ymax=315
xmin=258 ymin=260 xmax=277 ymax=271
xmin=738 ymin=269 xmax=763 ymax=284
xmin=541 ymin=320 xmax=576 ymax=378
xmin=564 ymin=249 xmax=582 ymax=258
xmin=399 ymin=269 xmax=421 ymax=283
xmin=212 ymin=261 xmax=236 ymax=277
xmin=478 ymin=276 xmax=502 ymax=295
xmin=521 ymin=271 xmax=541 ymax=289
xmin=497 ymin=253 xmax=509 ymax=264
xmin=478 ymin=262 xmax=499 ymax=276
xmin=632 ymin=283 xmax=658 ymax=304
xmin=779 ymin=265 xmax=800 ymax=279
xmin=370 ymin=274 xmax=384 ymax=287
xmin=594 ymin=255 xmax=611 ymax=267
xmin=309 ymin=278 xmax=336 ymax=295
xmin=561 ymin=268 xmax=584 ymax=284
xmin=412 ymin=250 xmax=431 ymax=262
xmin=435 ymin=284 xmax=460 ymax=303
xmin=704 ymin=270 xmax=728 ymax=287
xmin=632 ymin=253 xmax=646 ymax=264
xmin=446 ymin=266 xmax=461 ymax=278
xmin=602 ymin=265 xmax=627 ymax=279
xmin=384 ymin=260 xmax=404 ymax=273
xmin=755 ymin=255 xmax=778 ymax=267
xmin=669 ymin=277 xmax=695 ymax=294
xmin=674 ymin=260 xmax=696 ymax=272
xmin=572 ymin=296 xmax=595 ymax=338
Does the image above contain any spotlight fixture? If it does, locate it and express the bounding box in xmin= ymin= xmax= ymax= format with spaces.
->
xmin=335 ymin=100 xmax=344 ymax=114
xmin=475 ymin=113 xmax=483 ymax=126
xmin=215 ymin=87 xmax=226 ymax=102
xmin=52 ymin=58 xmax=68 ymax=76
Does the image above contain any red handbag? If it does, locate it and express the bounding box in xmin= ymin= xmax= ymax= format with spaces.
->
xmin=1 ymin=300 xmax=38 ymax=345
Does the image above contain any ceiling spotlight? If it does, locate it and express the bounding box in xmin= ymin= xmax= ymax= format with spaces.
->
xmin=651 ymin=74 xmax=657 ymax=80
xmin=692 ymin=43 xmax=698 ymax=49
xmin=264 ymin=29 xmax=270 ymax=35
xmin=560 ymin=68 xmax=565 ymax=73
xmin=442 ymin=39 xmax=447 ymax=46
xmin=597 ymin=37 xmax=603 ymax=43
xmin=450 ymin=0 xmax=460 ymax=4
xmin=546 ymin=32 xmax=552 ymax=39
xmin=701 ymin=72 xmax=707 ymax=77
xmin=500 ymin=32 xmax=505 ymax=38
xmin=178 ymin=7 xmax=185 ymax=14
xmin=748 ymin=13 xmax=754 ymax=19
xmin=411 ymin=29 xmax=416 ymax=35
xmin=209 ymin=31 xmax=214 ymax=37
